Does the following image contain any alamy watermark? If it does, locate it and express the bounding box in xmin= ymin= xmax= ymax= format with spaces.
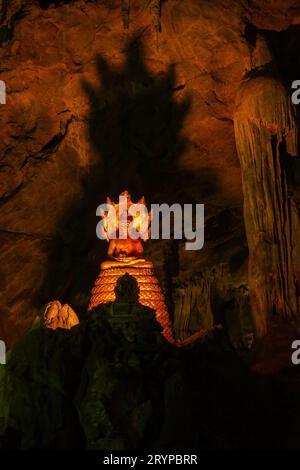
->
xmin=291 ymin=80 xmax=300 ymax=105
xmin=96 ymin=195 xmax=204 ymax=251
xmin=0 ymin=80 xmax=6 ymax=105
xmin=0 ymin=340 xmax=6 ymax=365
xmin=291 ymin=340 xmax=300 ymax=365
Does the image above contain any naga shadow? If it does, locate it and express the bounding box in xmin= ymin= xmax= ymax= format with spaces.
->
xmin=81 ymin=36 xmax=191 ymax=201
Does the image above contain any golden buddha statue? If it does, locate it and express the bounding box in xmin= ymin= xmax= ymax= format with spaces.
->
xmin=88 ymin=190 xmax=175 ymax=343
xmin=100 ymin=190 xmax=151 ymax=270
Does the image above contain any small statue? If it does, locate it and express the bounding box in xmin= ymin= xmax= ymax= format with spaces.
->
xmin=113 ymin=272 xmax=140 ymax=303
xmin=89 ymin=190 xmax=174 ymax=342
xmin=43 ymin=301 xmax=79 ymax=330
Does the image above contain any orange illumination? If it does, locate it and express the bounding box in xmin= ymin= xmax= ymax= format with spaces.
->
xmin=88 ymin=191 xmax=174 ymax=343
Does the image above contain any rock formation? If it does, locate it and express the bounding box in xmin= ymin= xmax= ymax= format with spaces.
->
xmin=234 ymin=36 xmax=300 ymax=337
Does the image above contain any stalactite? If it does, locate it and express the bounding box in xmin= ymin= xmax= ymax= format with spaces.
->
xmin=234 ymin=38 xmax=300 ymax=337
xmin=150 ymin=0 xmax=161 ymax=50
xmin=121 ymin=0 xmax=130 ymax=29
xmin=150 ymin=0 xmax=161 ymax=32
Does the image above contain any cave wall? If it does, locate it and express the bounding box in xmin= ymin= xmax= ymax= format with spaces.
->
xmin=0 ymin=0 xmax=299 ymax=347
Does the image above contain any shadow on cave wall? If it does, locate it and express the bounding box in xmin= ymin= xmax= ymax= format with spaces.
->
xmin=39 ymin=36 xmax=221 ymax=320
xmin=81 ymin=37 xmax=191 ymax=200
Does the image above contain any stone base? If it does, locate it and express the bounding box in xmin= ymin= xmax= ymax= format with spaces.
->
xmin=87 ymin=261 xmax=174 ymax=343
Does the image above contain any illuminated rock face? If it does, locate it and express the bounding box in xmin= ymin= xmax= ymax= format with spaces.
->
xmin=234 ymin=37 xmax=300 ymax=337
xmin=0 ymin=0 xmax=299 ymax=347
xmin=88 ymin=263 xmax=174 ymax=343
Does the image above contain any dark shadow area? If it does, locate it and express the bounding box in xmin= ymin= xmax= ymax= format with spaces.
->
xmin=3 ymin=312 xmax=300 ymax=449
xmin=0 ymin=2 xmax=27 ymax=47
xmin=263 ymin=26 xmax=300 ymax=89
xmin=37 ymin=0 xmax=74 ymax=8
xmin=81 ymin=36 xmax=191 ymax=200
xmin=114 ymin=272 xmax=139 ymax=304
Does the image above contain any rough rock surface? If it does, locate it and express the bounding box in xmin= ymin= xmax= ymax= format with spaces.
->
xmin=0 ymin=0 xmax=300 ymax=346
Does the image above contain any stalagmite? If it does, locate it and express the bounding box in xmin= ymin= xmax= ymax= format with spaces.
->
xmin=234 ymin=36 xmax=300 ymax=337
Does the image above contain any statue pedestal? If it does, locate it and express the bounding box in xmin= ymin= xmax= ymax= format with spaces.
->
xmin=87 ymin=260 xmax=174 ymax=343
